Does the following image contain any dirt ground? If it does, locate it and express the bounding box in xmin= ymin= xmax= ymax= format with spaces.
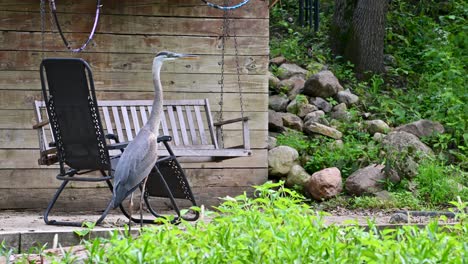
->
xmin=1 ymin=208 xmax=451 ymax=233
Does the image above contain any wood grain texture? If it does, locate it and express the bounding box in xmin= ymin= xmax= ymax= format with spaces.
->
xmin=0 ymin=149 xmax=267 ymax=169
xmin=0 ymin=168 xmax=267 ymax=189
xmin=0 ymin=32 xmax=269 ymax=55
xmin=0 ymin=51 xmax=268 ymax=74
xmin=0 ymin=11 xmax=268 ymax=37
xmin=0 ymin=186 xmax=256 ymax=209
xmin=0 ymin=0 xmax=268 ymax=18
xmin=0 ymin=0 xmax=269 ymax=210
xmin=0 ymin=71 xmax=268 ymax=94
xmin=0 ymin=90 xmax=268 ymax=111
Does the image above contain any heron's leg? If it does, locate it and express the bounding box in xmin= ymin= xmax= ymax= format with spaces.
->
xmin=128 ymin=193 xmax=134 ymax=233
xmin=140 ymin=176 xmax=149 ymax=228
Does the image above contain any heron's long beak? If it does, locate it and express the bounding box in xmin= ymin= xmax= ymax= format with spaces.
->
xmin=175 ymin=53 xmax=200 ymax=60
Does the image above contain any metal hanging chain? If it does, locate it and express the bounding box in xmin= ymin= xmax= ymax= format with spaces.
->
xmin=49 ymin=0 xmax=102 ymax=53
xmin=40 ymin=0 xmax=46 ymax=59
xmin=217 ymin=2 xmax=230 ymax=144
xmin=201 ymin=0 xmax=250 ymax=10
xmin=217 ymin=0 xmax=247 ymax=145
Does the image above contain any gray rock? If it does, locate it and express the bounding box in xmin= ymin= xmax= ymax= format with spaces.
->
xmin=297 ymin=104 xmax=318 ymax=118
xmin=389 ymin=213 xmax=408 ymax=224
xmin=383 ymin=131 xmax=434 ymax=156
xmin=345 ymin=164 xmax=386 ymax=196
xmin=285 ymin=75 xmax=306 ymax=100
xmin=330 ymin=103 xmax=351 ymax=121
xmin=286 ymin=96 xmax=308 ymax=115
xmin=337 ymin=89 xmax=359 ymax=106
xmin=269 ymin=94 xmax=289 ymax=112
xmin=365 ymin=120 xmax=390 ymax=135
xmin=333 ymin=102 xmax=347 ymax=112
xmin=286 ymin=165 xmax=311 ymax=188
xmin=310 ymin=97 xmax=332 ymax=113
xmin=373 ymin=132 xmax=385 ymax=142
xmin=278 ymin=79 xmax=295 ymax=93
xmin=382 ymin=131 xmax=434 ymax=178
xmin=268 ymin=110 xmax=285 ymax=133
xmin=303 ymin=70 xmax=344 ymax=98
xmin=304 ymin=122 xmax=342 ymax=139
xmin=304 ymin=110 xmax=325 ymax=124
xmin=306 ymin=167 xmax=343 ymax=200
xmin=282 ymin=113 xmax=304 ymax=132
xmin=268 ymin=146 xmax=299 ymax=177
xmin=374 ymin=190 xmax=392 ymax=201
xmin=395 ymin=119 xmax=445 ymax=138
xmin=268 ymin=72 xmax=281 ymax=91
xmin=270 ymin=56 xmax=286 ymax=66
xmin=278 ymin=63 xmax=308 ymax=80
xmin=267 ymin=136 xmax=277 ymax=150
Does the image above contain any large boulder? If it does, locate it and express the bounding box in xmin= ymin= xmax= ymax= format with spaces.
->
xmin=395 ymin=119 xmax=445 ymax=138
xmin=269 ymin=94 xmax=289 ymax=112
xmin=303 ymin=71 xmax=344 ymax=98
xmin=286 ymin=165 xmax=311 ymax=188
xmin=383 ymin=131 xmax=434 ymax=156
xmin=282 ymin=113 xmax=304 ymax=131
xmin=309 ymin=97 xmax=332 ymax=113
xmin=304 ymin=122 xmax=343 ymax=139
xmin=365 ymin=120 xmax=390 ymax=135
xmin=286 ymin=96 xmax=308 ymax=115
xmin=277 ymin=63 xmax=308 ymax=80
xmin=382 ymin=131 xmax=434 ymax=178
xmin=286 ymin=75 xmax=306 ymax=100
xmin=306 ymin=167 xmax=343 ymax=200
xmin=268 ymin=146 xmax=299 ymax=177
xmin=268 ymin=110 xmax=285 ymax=133
xmin=336 ymin=89 xmax=359 ymax=106
xmin=297 ymin=104 xmax=318 ymax=118
xmin=345 ymin=164 xmax=389 ymax=196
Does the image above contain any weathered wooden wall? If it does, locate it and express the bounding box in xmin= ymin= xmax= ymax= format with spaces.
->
xmin=0 ymin=0 xmax=269 ymax=210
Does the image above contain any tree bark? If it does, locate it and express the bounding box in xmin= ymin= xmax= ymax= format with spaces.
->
xmin=331 ymin=0 xmax=388 ymax=78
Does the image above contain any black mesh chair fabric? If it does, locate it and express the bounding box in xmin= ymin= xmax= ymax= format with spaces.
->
xmin=40 ymin=58 xmax=110 ymax=171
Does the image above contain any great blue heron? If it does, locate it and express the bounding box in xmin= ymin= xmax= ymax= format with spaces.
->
xmin=111 ymin=51 xmax=199 ymax=223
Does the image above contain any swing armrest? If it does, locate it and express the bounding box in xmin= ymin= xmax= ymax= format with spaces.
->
xmin=214 ymin=117 xmax=250 ymax=150
xmin=213 ymin=117 xmax=249 ymax=127
xmin=32 ymin=119 xmax=50 ymax=129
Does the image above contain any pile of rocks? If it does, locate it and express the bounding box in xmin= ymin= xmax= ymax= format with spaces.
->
xmin=267 ymin=57 xmax=445 ymax=201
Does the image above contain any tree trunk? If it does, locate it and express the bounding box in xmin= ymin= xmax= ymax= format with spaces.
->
xmin=331 ymin=0 xmax=388 ymax=78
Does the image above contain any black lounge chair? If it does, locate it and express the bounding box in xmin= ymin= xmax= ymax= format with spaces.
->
xmin=36 ymin=58 xmax=198 ymax=226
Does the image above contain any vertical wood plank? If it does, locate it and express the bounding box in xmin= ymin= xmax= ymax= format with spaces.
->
xmin=102 ymin=106 xmax=114 ymax=136
xmin=167 ymin=106 xmax=180 ymax=146
xmin=121 ymin=106 xmax=133 ymax=141
xmin=130 ymin=106 xmax=141 ymax=134
xmin=111 ymin=106 xmax=125 ymax=142
xmin=159 ymin=107 xmax=170 ymax=136
xmin=139 ymin=106 xmax=148 ymax=125
xmin=185 ymin=105 xmax=198 ymax=145
xmin=204 ymin=99 xmax=219 ymax=149
xmin=194 ymin=105 xmax=207 ymax=145
xmin=176 ymin=105 xmax=189 ymax=146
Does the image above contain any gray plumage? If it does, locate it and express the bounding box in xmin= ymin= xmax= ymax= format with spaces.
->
xmin=111 ymin=51 xmax=198 ymax=209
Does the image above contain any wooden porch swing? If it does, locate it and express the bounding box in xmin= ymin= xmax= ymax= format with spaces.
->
xmin=33 ymin=0 xmax=252 ymax=164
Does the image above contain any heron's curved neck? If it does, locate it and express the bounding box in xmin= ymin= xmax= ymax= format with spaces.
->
xmin=144 ymin=58 xmax=163 ymax=134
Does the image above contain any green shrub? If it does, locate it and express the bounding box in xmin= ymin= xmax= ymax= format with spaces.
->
xmin=39 ymin=182 xmax=468 ymax=263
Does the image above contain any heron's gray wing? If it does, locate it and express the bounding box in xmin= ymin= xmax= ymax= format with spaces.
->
xmin=112 ymin=130 xmax=158 ymax=207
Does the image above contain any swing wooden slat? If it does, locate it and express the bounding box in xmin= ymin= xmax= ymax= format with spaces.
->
xmin=33 ymin=99 xmax=251 ymax=165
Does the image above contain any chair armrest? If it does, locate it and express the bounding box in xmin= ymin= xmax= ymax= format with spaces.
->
xmin=157 ymin=135 xmax=172 ymax=143
xmin=32 ymin=119 xmax=49 ymax=129
xmin=213 ymin=117 xmax=249 ymax=127
xmin=107 ymin=142 xmax=129 ymax=150
xmin=105 ymin=133 xmax=120 ymax=143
